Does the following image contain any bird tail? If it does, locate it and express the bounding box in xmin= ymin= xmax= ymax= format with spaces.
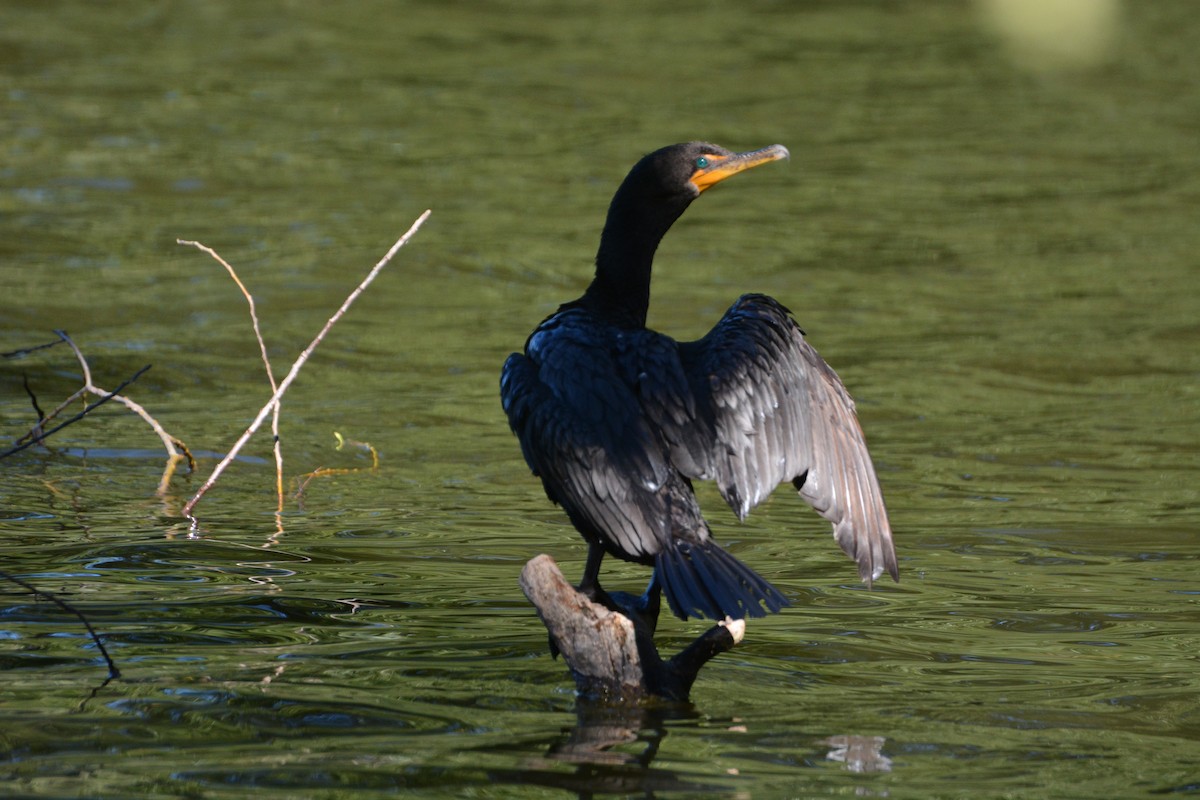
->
xmin=654 ymin=539 xmax=790 ymax=621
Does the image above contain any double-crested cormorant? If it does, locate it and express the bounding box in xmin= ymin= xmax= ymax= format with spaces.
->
xmin=501 ymin=142 xmax=898 ymax=622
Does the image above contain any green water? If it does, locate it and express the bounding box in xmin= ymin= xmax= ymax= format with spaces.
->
xmin=2 ymin=1 xmax=1198 ymax=796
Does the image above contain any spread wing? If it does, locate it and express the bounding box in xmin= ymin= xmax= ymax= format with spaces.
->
xmin=648 ymin=293 xmax=898 ymax=585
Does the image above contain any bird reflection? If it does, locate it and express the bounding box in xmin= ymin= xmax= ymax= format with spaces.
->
xmin=546 ymin=699 xmax=671 ymax=767
xmin=823 ymin=734 xmax=893 ymax=774
xmin=489 ymin=702 xmax=894 ymax=796
xmin=503 ymin=700 xmax=731 ymax=796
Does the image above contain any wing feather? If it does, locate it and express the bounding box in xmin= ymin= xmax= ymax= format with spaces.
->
xmin=648 ymin=294 xmax=898 ymax=585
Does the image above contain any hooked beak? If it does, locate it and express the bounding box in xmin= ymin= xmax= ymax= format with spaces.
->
xmin=689 ymin=144 xmax=790 ymax=193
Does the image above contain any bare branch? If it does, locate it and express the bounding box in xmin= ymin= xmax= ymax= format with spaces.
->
xmin=180 ymin=209 xmax=432 ymax=520
xmin=177 ymin=238 xmax=286 ymax=510
xmin=0 ymin=364 xmax=151 ymax=459
xmin=59 ymin=332 xmax=196 ymax=481
xmin=56 ymin=329 xmax=95 ymax=387
xmin=5 ymin=333 xmax=193 ymax=491
xmin=18 ymin=386 xmax=89 ymax=444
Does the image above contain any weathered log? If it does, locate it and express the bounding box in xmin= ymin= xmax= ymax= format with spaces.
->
xmin=519 ymin=554 xmax=745 ymax=701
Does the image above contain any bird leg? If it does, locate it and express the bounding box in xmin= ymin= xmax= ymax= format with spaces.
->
xmin=609 ymin=573 xmax=661 ymax=636
xmin=638 ymin=572 xmax=662 ymax=633
xmin=566 ymin=545 xmax=662 ymax=659
xmin=580 ymin=545 xmax=662 ymax=635
xmin=577 ymin=541 xmax=619 ymax=612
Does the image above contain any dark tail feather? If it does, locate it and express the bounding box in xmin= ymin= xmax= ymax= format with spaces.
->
xmin=658 ymin=543 xmax=720 ymax=620
xmin=655 ymin=540 xmax=790 ymax=621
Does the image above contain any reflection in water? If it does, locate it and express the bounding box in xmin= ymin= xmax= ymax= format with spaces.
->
xmin=498 ymin=701 xmax=736 ymax=796
xmin=823 ymin=734 xmax=893 ymax=774
xmin=547 ymin=700 xmax=670 ymax=767
xmin=506 ymin=700 xmax=893 ymax=795
xmin=978 ymin=0 xmax=1120 ymax=71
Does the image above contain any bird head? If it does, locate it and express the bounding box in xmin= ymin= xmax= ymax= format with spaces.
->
xmin=631 ymin=142 xmax=791 ymax=201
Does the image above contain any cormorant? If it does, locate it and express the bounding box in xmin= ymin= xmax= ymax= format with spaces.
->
xmin=501 ymin=142 xmax=898 ymax=622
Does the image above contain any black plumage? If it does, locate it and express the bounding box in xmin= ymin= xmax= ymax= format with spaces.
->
xmin=501 ymin=142 xmax=898 ymax=622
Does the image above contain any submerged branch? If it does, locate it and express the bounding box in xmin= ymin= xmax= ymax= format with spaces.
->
xmin=0 ymin=570 xmax=120 ymax=680
xmin=293 ymin=432 xmax=380 ymax=502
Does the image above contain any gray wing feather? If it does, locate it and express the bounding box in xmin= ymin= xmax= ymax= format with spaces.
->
xmin=660 ymin=294 xmax=898 ymax=585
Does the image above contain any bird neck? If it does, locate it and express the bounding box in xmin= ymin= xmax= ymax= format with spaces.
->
xmin=582 ymin=184 xmax=691 ymax=329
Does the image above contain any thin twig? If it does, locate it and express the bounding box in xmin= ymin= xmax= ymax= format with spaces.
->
xmin=0 ymin=571 xmax=120 ymax=680
xmin=176 ymin=239 xmax=286 ymax=510
xmin=180 ymin=209 xmax=432 ymax=520
xmin=0 ymin=365 xmax=152 ymax=459
xmin=2 ymin=338 xmax=63 ymax=359
xmin=23 ymin=374 xmax=46 ymax=427
xmin=18 ymin=383 xmax=88 ymax=443
xmin=21 ymin=376 xmax=46 ymax=424
xmin=53 ymin=332 xmax=194 ymax=491
xmin=334 ymin=431 xmax=380 ymax=469
xmin=293 ymin=432 xmax=380 ymax=503
xmin=56 ymin=332 xmax=187 ymax=466
xmin=7 ymin=332 xmax=195 ymax=492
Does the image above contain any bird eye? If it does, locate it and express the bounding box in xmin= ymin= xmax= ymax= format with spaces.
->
xmin=695 ymin=156 xmax=709 ymax=169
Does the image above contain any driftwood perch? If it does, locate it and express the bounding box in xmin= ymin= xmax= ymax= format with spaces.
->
xmin=519 ymin=554 xmax=744 ymax=701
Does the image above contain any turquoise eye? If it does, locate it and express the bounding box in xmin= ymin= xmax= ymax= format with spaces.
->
xmin=696 ymin=156 xmax=709 ymax=169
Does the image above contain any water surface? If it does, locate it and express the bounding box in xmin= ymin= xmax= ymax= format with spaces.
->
xmin=2 ymin=1 xmax=1198 ymax=797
